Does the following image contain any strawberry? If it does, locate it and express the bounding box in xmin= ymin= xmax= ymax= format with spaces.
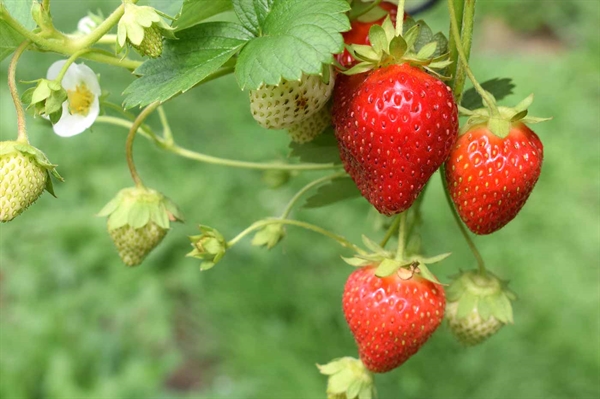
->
xmin=333 ymin=63 xmax=458 ymax=215
xmin=132 ymin=24 xmax=163 ymax=58
xmin=343 ymin=265 xmax=445 ymax=373
xmin=0 ymin=141 xmax=61 ymax=222
xmin=445 ymin=270 xmax=516 ymax=346
xmin=286 ymin=106 xmax=331 ymax=143
xmin=249 ymin=68 xmax=335 ymax=130
xmin=98 ymin=187 xmax=182 ymax=266
xmin=444 ymin=122 xmax=543 ymax=234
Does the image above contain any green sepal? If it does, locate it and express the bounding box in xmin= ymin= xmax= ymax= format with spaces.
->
xmin=98 ymin=186 xmax=182 ymax=231
xmin=446 ymin=269 xmax=516 ymax=325
xmin=416 ymin=262 xmax=442 ymax=285
xmin=317 ymin=357 xmax=374 ymax=399
xmin=375 ymin=258 xmax=402 ymax=277
xmin=251 ymin=223 xmax=286 ymax=250
xmin=460 ymin=94 xmax=551 ymax=137
xmin=1 ymin=141 xmax=63 ymax=196
xmin=361 ymin=235 xmax=386 ymax=254
xmin=343 ymin=16 xmax=450 ymax=75
xmin=187 ymin=225 xmax=228 ymax=270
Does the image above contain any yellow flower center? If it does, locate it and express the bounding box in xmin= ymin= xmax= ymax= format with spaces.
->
xmin=67 ymin=83 xmax=94 ymax=116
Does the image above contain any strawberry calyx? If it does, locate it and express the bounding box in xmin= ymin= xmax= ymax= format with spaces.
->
xmin=98 ymin=186 xmax=183 ymax=231
xmin=187 ymin=225 xmax=228 ymax=270
xmin=459 ymin=94 xmax=552 ymax=139
xmin=343 ymin=16 xmax=451 ymax=78
xmin=446 ymin=269 xmax=517 ymax=325
xmin=0 ymin=140 xmax=63 ymax=196
xmin=317 ymin=357 xmax=375 ymax=399
xmin=342 ymin=235 xmax=449 ymax=285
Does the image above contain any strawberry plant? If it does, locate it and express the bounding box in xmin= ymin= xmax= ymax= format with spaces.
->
xmin=0 ymin=0 xmax=553 ymax=396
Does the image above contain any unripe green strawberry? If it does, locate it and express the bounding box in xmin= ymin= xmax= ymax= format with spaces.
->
xmin=117 ymin=3 xmax=175 ymax=58
xmin=445 ymin=301 xmax=503 ymax=346
xmin=445 ymin=270 xmax=516 ymax=346
xmin=249 ymin=69 xmax=334 ymax=129
xmin=318 ymin=357 xmax=375 ymax=399
xmin=131 ymin=24 xmax=163 ymax=58
xmin=98 ymin=186 xmax=182 ymax=267
xmin=109 ymin=222 xmax=167 ymax=266
xmin=0 ymin=141 xmax=61 ymax=222
xmin=286 ymin=106 xmax=331 ymax=143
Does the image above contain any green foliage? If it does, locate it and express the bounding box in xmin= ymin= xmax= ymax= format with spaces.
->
xmin=303 ymin=178 xmax=360 ymax=209
xmin=461 ymin=78 xmax=515 ymax=110
xmin=123 ymin=22 xmax=252 ymax=108
xmin=0 ymin=19 xmax=23 ymax=62
xmin=288 ymin=129 xmax=341 ymax=164
xmin=173 ymin=0 xmax=233 ymax=31
xmin=234 ymin=0 xmax=350 ymax=89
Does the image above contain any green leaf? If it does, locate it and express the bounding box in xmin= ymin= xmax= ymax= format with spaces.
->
xmin=0 ymin=19 xmax=24 ymax=62
xmin=303 ymin=177 xmax=360 ymax=209
xmin=234 ymin=0 xmax=350 ymax=90
xmin=150 ymin=0 xmax=184 ymax=15
xmin=123 ymin=22 xmax=252 ymax=108
xmin=2 ymin=0 xmax=35 ymax=30
xmin=461 ymin=78 xmax=515 ymax=110
xmin=288 ymin=128 xmax=341 ymax=164
xmin=174 ymin=0 xmax=233 ymax=31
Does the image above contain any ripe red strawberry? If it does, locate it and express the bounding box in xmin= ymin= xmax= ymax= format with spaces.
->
xmin=333 ymin=63 xmax=458 ymax=215
xmin=343 ymin=265 xmax=445 ymax=373
xmin=444 ymin=123 xmax=543 ymax=234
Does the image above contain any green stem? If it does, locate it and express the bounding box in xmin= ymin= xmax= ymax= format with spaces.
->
xmin=8 ymin=41 xmax=30 ymax=143
xmin=98 ymin=116 xmax=342 ymax=172
xmin=96 ymin=116 xmax=155 ymax=141
xmin=280 ymin=172 xmax=348 ymax=219
xmin=157 ymin=106 xmax=173 ymax=144
xmin=227 ymin=218 xmax=365 ymax=254
xmin=42 ymin=0 xmax=50 ymax=11
xmin=395 ymin=0 xmax=406 ymax=36
xmin=97 ymin=34 xmax=118 ymax=44
xmin=53 ymin=49 xmax=90 ymax=83
xmin=395 ymin=212 xmax=407 ymax=260
xmin=447 ymin=0 xmax=465 ymax=92
xmin=405 ymin=181 xmax=429 ymax=240
xmin=80 ymin=51 xmax=141 ymax=70
xmin=452 ymin=0 xmax=476 ymax=104
xmin=440 ymin=165 xmax=486 ymax=274
xmin=447 ymin=0 xmax=498 ymax=115
xmin=380 ymin=214 xmax=402 ymax=248
xmin=69 ymin=2 xmax=134 ymax=49
xmin=126 ymin=102 xmax=160 ymax=188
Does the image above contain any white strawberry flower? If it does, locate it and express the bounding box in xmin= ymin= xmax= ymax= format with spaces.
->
xmin=77 ymin=16 xmax=97 ymax=34
xmin=46 ymin=60 xmax=101 ymax=137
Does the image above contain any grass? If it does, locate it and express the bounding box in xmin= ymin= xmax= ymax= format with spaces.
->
xmin=1 ymin=1 xmax=599 ymax=398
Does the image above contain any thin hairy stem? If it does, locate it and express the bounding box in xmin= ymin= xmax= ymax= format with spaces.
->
xmin=440 ymin=165 xmax=486 ymax=274
xmin=447 ymin=0 xmax=465 ymax=92
xmin=54 ymin=49 xmax=90 ymax=83
xmin=8 ymin=41 xmax=31 ymax=143
xmin=227 ymin=218 xmax=365 ymax=254
xmin=126 ymin=102 xmax=160 ymax=188
xmin=157 ymin=106 xmax=173 ymax=144
xmin=395 ymin=0 xmax=406 ymax=36
xmin=447 ymin=0 xmax=498 ymax=115
xmin=452 ymin=0 xmax=476 ymax=104
xmin=395 ymin=212 xmax=408 ymax=261
xmin=380 ymin=214 xmax=402 ymax=248
xmin=280 ymin=172 xmax=348 ymax=219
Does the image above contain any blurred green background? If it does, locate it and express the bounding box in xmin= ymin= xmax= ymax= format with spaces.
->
xmin=1 ymin=1 xmax=599 ymax=398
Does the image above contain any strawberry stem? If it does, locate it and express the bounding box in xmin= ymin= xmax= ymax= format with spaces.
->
xmin=440 ymin=165 xmax=487 ymax=275
xmin=395 ymin=0 xmax=406 ymax=37
xmin=380 ymin=214 xmax=402 ymax=248
xmin=227 ymin=218 xmax=366 ymax=255
xmin=281 ymin=172 xmax=348 ymax=219
xmin=447 ymin=0 xmax=465 ymax=92
xmin=97 ymin=116 xmax=342 ymax=171
xmin=53 ymin=49 xmax=90 ymax=83
xmin=449 ymin=0 xmax=476 ymax=104
xmin=126 ymin=101 xmax=160 ymax=189
xmin=8 ymin=41 xmax=30 ymax=143
xmin=395 ymin=212 xmax=408 ymax=261
xmin=447 ymin=0 xmax=499 ymax=116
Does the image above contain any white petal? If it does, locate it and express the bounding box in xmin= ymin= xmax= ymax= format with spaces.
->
xmin=52 ymin=97 xmax=100 ymax=137
xmin=46 ymin=60 xmax=67 ymax=81
xmin=77 ymin=16 xmax=96 ymax=34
